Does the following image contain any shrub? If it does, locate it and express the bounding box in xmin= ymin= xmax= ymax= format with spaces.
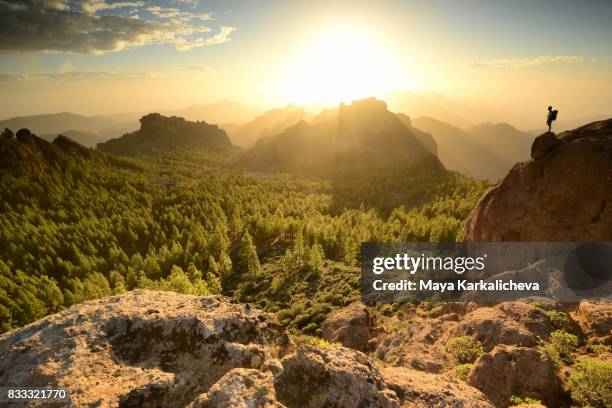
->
xmin=380 ymin=304 xmax=395 ymax=317
xmin=509 ymin=395 xmax=542 ymax=406
xmin=446 ymin=336 xmax=484 ymax=364
xmin=293 ymin=335 xmax=341 ymax=350
xmin=569 ymin=358 xmax=611 ymax=408
xmin=545 ymin=309 xmax=572 ymax=331
xmin=591 ymin=344 xmax=610 ymax=355
xmin=542 ymin=330 xmax=579 ymax=365
xmin=453 ymin=363 xmax=472 ymax=381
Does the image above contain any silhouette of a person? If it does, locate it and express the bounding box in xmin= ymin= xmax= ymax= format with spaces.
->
xmin=546 ymin=106 xmax=558 ymax=133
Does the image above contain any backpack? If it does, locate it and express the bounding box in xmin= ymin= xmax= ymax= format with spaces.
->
xmin=551 ymin=110 xmax=558 ymax=121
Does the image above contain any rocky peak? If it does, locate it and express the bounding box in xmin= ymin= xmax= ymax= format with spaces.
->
xmin=465 ymin=118 xmax=612 ymax=241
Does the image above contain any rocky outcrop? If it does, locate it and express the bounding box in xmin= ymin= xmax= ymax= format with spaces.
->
xmin=381 ymin=366 xmax=493 ymax=408
xmin=275 ymin=345 xmax=398 ymax=408
xmin=321 ymin=301 xmax=372 ymax=352
xmin=0 ymin=290 xmax=287 ymax=407
xmin=468 ymin=346 xmax=561 ymax=408
xmin=0 ymin=290 xmax=497 ymax=408
xmin=98 ymin=113 xmax=233 ymax=156
xmin=575 ymin=300 xmax=612 ymax=342
xmin=0 ymin=128 xmax=66 ymax=174
xmin=465 ymin=118 xmax=612 ymax=241
xmin=453 ymin=307 xmax=539 ymax=351
xmin=530 ymin=132 xmax=561 ymax=159
xmin=53 ymin=134 xmax=91 ymax=156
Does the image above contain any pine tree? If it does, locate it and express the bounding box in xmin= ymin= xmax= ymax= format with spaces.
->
xmin=239 ymin=231 xmax=260 ymax=276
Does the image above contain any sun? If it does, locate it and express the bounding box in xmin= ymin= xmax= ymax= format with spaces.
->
xmin=281 ymin=26 xmax=402 ymax=106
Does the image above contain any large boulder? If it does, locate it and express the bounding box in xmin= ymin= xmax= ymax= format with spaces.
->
xmin=321 ymin=302 xmax=372 ymax=351
xmin=575 ymin=300 xmax=612 ymax=341
xmin=380 ymin=366 xmax=493 ymax=408
xmin=468 ymin=346 xmax=561 ymax=408
xmin=0 ymin=290 xmax=287 ymax=407
xmin=274 ymin=345 xmax=399 ymax=408
xmin=465 ymin=119 xmax=612 ymax=241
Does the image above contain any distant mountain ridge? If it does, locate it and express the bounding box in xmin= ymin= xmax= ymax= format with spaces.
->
xmin=0 ymin=112 xmax=137 ymax=147
xmin=223 ymin=105 xmax=311 ymax=147
xmin=412 ymin=117 xmax=532 ymax=181
xmin=233 ymin=98 xmax=438 ymax=172
xmin=97 ymin=113 xmax=233 ymax=156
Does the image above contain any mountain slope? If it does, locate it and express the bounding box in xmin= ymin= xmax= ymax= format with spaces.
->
xmin=234 ymin=98 xmax=437 ymax=173
xmin=413 ymin=117 xmax=532 ymax=181
xmin=97 ymin=113 xmax=233 ymax=156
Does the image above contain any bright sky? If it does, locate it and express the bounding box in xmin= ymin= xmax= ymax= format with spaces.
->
xmin=0 ymin=0 xmax=611 ymax=128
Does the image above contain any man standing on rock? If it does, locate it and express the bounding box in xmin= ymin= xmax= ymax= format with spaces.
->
xmin=546 ymin=106 xmax=558 ymax=132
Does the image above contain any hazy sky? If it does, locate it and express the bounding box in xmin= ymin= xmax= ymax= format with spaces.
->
xmin=0 ymin=0 xmax=611 ymax=128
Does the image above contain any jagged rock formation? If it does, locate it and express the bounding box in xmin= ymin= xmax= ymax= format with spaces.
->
xmin=233 ymin=98 xmax=438 ymax=173
xmin=97 ymin=113 xmax=233 ymax=156
xmin=0 ymin=290 xmax=497 ymax=408
xmin=0 ymin=128 xmax=92 ymax=176
xmin=465 ymin=119 xmax=612 ymax=241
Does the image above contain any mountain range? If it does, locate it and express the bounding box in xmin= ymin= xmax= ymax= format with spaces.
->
xmin=232 ymin=98 xmax=438 ymax=172
xmin=412 ymin=117 xmax=533 ymax=181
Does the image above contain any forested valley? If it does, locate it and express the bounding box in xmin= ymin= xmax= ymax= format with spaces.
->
xmin=0 ymin=127 xmax=487 ymax=335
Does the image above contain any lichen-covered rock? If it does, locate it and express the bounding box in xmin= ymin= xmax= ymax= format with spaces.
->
xmin=380 ymin=366 xmax=494 ymax=408
xmin=275 ymin=345 xmax=399 ymax=408
xmin=321 ymin=301 xmax=372 ymax=352
xmin=0 ymin=290 xmax=287 ymax=407
xmin=466 ymin=119 xmax=612 ymax=242
xmin=189 ymin=368 xmax=285 ymax=408
xmin=468 ymin=345 xmax=561 ymax=408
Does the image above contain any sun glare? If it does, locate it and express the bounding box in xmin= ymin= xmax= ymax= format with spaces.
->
xmin=281 ymin=27 xmax=402 ymax=106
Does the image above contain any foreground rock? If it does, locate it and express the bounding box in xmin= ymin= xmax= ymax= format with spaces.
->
xmin=466 ymin=118 xmax=612 ymax=241
xmin=468 ymin=346 xmax=561 ymax=408
xmin=321 ymin=301 xmax=372 ymax=351
xmin=0 ymin=290 xmax=287 ymax=407
xmin=276 ymin=345 xmax=398 ymax=408
xmin=0 ymin=291 xmax=496 ymax=408
xmin=381 ymin=366 xmax=493 ymax=408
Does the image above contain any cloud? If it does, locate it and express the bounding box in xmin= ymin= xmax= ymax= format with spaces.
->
xmin=81 ymin=1 xmax=144 ymax=14
xmin=0 ymin=0 xmax=234 ymax=54
xmin=470 ymin=55 xmax=584 ymax=69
